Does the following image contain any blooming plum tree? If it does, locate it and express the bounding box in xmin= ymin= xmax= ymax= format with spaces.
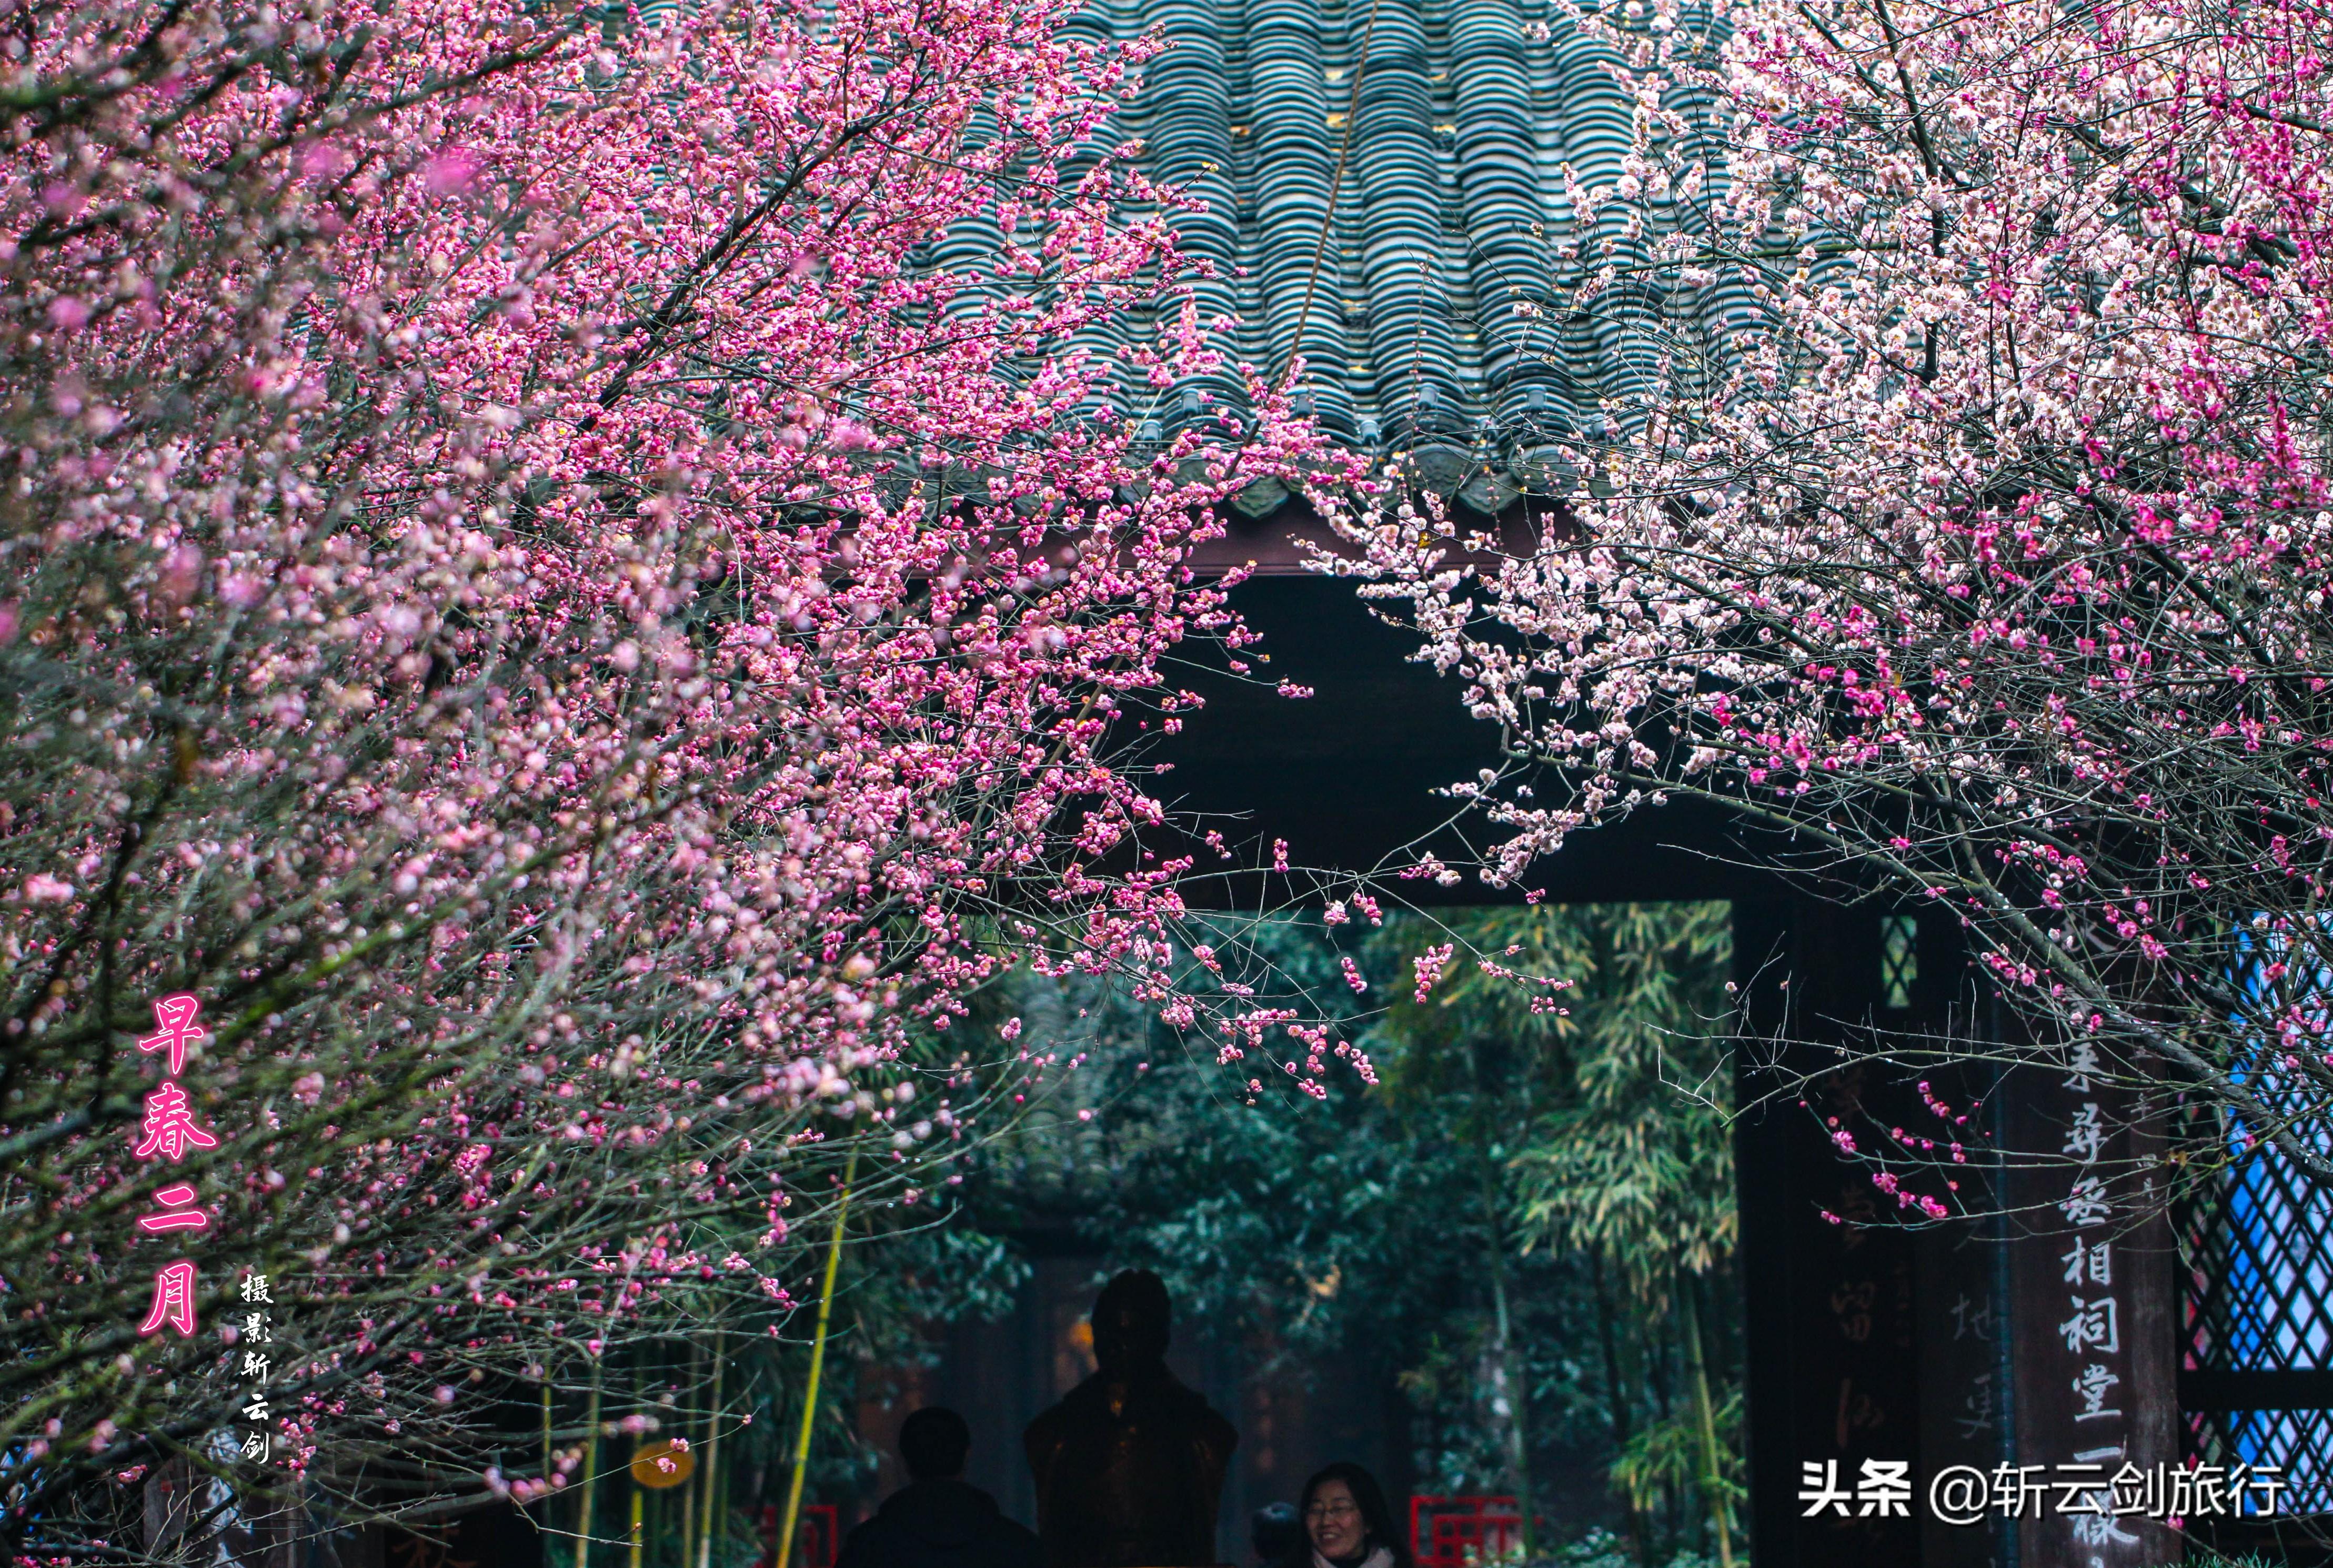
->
xmin=1327 ymin=0 xmax=2333 ymax=1191
xmin=0 ymin=0 xmax=1336 ymax=1553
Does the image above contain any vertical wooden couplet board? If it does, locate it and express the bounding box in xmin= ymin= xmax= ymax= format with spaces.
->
xmin=1738 ymin=898 xmax=2179 ymax=1567
xmin=2002 ymin=1048 xmax=2181 ymax=1568
xmin=1914 ymin=1106 xmax=2015 ymax=1568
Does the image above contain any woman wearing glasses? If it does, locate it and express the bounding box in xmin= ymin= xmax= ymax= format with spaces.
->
xmin=1293 ymin=1464 xmax=1412 ymax=1568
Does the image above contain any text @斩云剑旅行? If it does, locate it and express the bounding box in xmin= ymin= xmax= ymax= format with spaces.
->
xmin=1799 ymin=1458 xmax=2286 ymax=1527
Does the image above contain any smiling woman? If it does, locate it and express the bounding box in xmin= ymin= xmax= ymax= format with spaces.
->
xmin=1293 ymin=1464 xmax=1410 ymax=1568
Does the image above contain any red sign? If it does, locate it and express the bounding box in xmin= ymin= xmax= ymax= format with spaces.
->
xmin=1407 ymin=1496 xmax=1522 ymax=1568
xmin=756 ymin=1503 xmax=839 ymax=1568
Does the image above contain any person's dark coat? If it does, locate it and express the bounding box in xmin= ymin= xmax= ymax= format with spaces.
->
xmin=836 ymin=1479 xmax=1042 ymax=1568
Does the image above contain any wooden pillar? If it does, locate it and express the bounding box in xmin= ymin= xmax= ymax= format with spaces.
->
xmin=1736 ymin=896 xmax=1926 ymax=1568
xmin=1739 ymin=896 xmax=2025 ymax=1568
xmin=1915 ymin=1210 xmax=2014 ymax=1568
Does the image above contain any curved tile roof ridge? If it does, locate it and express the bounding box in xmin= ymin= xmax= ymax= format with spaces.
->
xmin=1121 ymin=0 xmax=1732 ymax=509
xmin=903 ymin=0 xmax=1739 ymax=514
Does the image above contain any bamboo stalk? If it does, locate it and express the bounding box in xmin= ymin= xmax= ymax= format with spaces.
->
xmin=630 ymin=1476 xmax=645 ymax=1568
xmin=698 ymin=1329 xmax=727 ymax=1568
xmin=1676 ymin=1267 xmax=1735 ymax=1568
xmin=777 ymin=1149 xmax=859 ymax=1568
xmin=1588 ymin=1253 xmax=1653 ymax=1568
xmin=1479 ymin=1159 xmax=1533 ymax=1554
xmin=682 ymin=1339 xmax=702 ymax=1568
xmin=578 ymin=1357 xmax=605 ymax=1568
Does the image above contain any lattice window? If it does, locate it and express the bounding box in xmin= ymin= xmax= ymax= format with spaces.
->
xmin=2182 ymin=935 xmax=2333 ymax=1514
xmin=2183 ymin=1148 xmax=2333 ymax=1512
xmin=1879 ymin=914 xmax=1917 ymax=1010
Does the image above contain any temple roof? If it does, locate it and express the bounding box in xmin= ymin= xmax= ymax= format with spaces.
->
xmin=1070 ymin=0 xmax=1697 ymax=514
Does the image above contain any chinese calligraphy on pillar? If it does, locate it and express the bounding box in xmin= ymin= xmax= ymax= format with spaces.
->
xmin=2008 ymin=1040 xmax=2180 ymax=1568
xmin=2053 ymin=1043 xmax=2141 ymax=1558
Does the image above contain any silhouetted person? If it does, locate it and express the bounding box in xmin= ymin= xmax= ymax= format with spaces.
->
xmin=839 ymin=1407 xmax=1041 ymax=1568
xmin=1024 ymin=1269 xmax=1238 ymax=1568
xmin=1251 ymin=1503 xmax=1301 ymax=1568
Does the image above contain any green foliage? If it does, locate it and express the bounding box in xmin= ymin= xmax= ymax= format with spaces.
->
xmin=948 ymin=903 xmax=1743 ymax=1562
xmin=1543 ymin=1531 xmax=1724 ymax=1568
xmin=1608 ymin=1393 xmax=1744 ymax=1518
xmin=1498 ymin=903 xmax=1735 ymax=1290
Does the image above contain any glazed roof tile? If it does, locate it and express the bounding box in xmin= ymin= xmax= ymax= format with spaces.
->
xmin=918 ymin=0 xmax=1731 ymax=511
xmin=1105 ymin=0 xmax=1713 ymax=509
